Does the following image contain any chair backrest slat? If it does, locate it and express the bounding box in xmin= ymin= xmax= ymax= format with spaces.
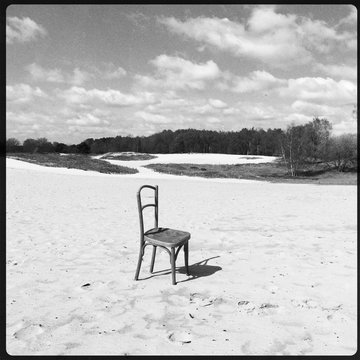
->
xmin=137 ymin=185 xmax=158 ymax=245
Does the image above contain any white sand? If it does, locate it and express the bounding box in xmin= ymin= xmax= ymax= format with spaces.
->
xmin=6 ymin=154 xmax=357 ymax=355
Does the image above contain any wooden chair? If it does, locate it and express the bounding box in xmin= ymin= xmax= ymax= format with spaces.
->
xmin=134 ymin=185 xmax=190 ymax=285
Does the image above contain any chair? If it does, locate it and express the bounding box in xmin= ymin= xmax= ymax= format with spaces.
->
xmin=134 ymin=185 xmax=190 ymax=285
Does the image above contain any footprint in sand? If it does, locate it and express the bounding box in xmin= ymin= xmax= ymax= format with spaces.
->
xmin=258 ymin=303 xmax=279 ymax=315
xmin=237 ymin=301 xmax=279 ymax=315
xmin=189 ymin=293 xmax=223 ymax=307
xmin=13 ymin=324 xmax=44 ymax=341
xmin=237 ymin=301 xmax=256 ymax=313
xmin=168 ymin=331 xmax=192 ymax=344
xmin=291 ymin=299 xmax=319 ymax=309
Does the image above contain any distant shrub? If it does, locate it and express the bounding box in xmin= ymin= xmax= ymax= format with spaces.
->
xmin=6 ymin=138 xmax=23 ymax=152
xmin=23 ymin=138 xmax=54 ymax=153
xmin=327 ymin=134 xmax=357 ymax=171
xmin=7 ymin=153 xmax=138 ymax=174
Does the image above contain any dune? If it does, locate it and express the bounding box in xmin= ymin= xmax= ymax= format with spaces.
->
xmin=6 ymin=154 xmax=357 ymax=355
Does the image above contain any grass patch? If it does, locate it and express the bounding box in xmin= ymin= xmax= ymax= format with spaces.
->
xmin=7 ymin=153 xmax=138 ymax=174
xmin=145 ymin=161 xmax=357 ymax=185
xmin=100 ymin=152 xmax=157 ymax=161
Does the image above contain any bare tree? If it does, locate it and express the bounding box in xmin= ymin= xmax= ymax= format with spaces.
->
xmin=280 ymin=124 xmax=307 ymax=176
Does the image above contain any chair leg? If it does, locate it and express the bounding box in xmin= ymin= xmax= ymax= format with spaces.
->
xmin=134 ymin=245 xmax=144 ymax=281
xmin=150 ymin=246 xmax=157 ymax=273
xmin=170 ymin=247 xmax=176 ymax=285
xmin=184 ymin=241 xmax=189 ymax=276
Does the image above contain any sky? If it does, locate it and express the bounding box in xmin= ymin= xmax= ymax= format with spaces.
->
xmin=6 ymin=4 xmax=357 ymax=144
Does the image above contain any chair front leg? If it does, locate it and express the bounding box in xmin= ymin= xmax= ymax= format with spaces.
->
xmin=184 ymin=241 xmax=189 ymax=276
xmin=134 ymin=243 xmax=145 ymax=281
xmin=170 ymin=247 xmax=176 ymax=285
xmin=150 ymin=245 xmax=157 ymax=273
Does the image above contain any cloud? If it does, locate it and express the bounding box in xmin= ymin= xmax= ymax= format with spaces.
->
xmin=58 ymin=86 xmax=157 ymax=107
xmin=7 ymin=16 xmax=47 ymax=44
xmin=135 ymin=55 xmax=221 ymax=90
xmin=332 ymin=119 xmax=357 ymax=135
xmin=229 ymin=70 xmax=286 ymax=93
xmin=247 ymin=5 xmax=296 ymax=33
xmin=66 ymin=113 xmax=109 ymax=126
xmin=90 ymin=62 xmax=128 ymax=79
xmin=191 ymin=98 xmax=229 ymax=115
xmin=289 ymin=100 xmax=357 ymax=134
xmin=6 ymin=83 xmax=47 ymax=103
xmin=278 ymin=77 xmax=357 ymax=104
xmin=25 ymin=63 xmax=64 ymax=83
xmin=298 ymin=17 xmax=352 ymax=53
xmin=134 ymin=111 xmax=171 ymax=124
xmin=71 ymin=68 xmax=93 ymax=85
xmin=336 ymin=5 xmax=357 ymax=28
xmin=25 ymin=63 xmax=93 ymax=85
xmin=208 ymin=98 xmax=227 ymax=108
xmin=283 ymin=112 xmax=313 ymax=125
xmin=103 ymin=66 xmax=127 ymax=79
xmin=314 ymin=63 xmax=357 ymax=81
xmin=291 ymin=100 xmax=349 ymax=118
xmin=159 ymin=6 xmax=356 ymax=67
xmin=158 ymin=14 xmax=309 ymax=66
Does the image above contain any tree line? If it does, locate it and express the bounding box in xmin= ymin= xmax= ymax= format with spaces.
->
xmin=6 ymin=118 xmax=357 ymax=175
xmin=6 ymin=127 xmax=285 ymax=155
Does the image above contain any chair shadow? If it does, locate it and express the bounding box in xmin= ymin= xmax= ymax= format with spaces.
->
xmin=139 ymin=256 xmax=222 ymax=283
xmin=177 ymin=256 xmax=222 ymax=283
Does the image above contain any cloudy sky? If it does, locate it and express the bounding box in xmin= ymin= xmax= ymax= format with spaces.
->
xmin=6 ymin=4 xmax=357 ymax=144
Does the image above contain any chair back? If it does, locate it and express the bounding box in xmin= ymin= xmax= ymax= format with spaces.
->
xmin=137 ymin=185 xmax=158 ymax=244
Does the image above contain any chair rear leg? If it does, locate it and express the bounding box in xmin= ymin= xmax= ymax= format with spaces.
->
xmin=134 ymin=245 xmax=144 ymax=281
xmin=150 ymin=245 xmax=157 ymax=273
xmin=170 ymin=247 xmax=176 ymax=285
xmin=184 ymin=241 xmax=190 ymax=276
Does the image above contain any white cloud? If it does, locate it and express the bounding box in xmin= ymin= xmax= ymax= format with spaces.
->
xmin=209 ymin=98 xmax=227 ymax=108
xmin=134 ymin=111 xmax=171 ymax=124
xmin=191 ymin=104 xmax=216 ymax=115
xmin=299 ymin=17 xmax=351 ymax=53
xmin=291 ymin=100 xmax=352 ymax=120
xmin=314 ymin=63 xmax=357 ymax=81
xmin=7 ymin=111 xmax=52 ymax=125
xmin=66 ymin=113 xmax=109 ymax=126
xmin=6 ymin=83 xmax=47 ymax=103
xmin=283 ymin=112 xmax=313 ymax=125
xmin=58 ymin=86 xmax=157 ymax=107
xmin=158 ymin=14 xmax=309 ymax=66
xmin=278 ymin=77 xmax=357 ymax=104
xmin=25 ymin=63 xmax=64 ymax=83
xmin=67 ymin=125 xmax=112 ymax=135
xmin=71 ymin=68 xmax=93 ymax=85
xmin=87 ymin=63 xmax=128 ymax=80
xmin=247 ymin=5 xmax=296 ymax=33
xmin=25 ymin=63 xmax=93 ymax=85
xmin=336 ymin=5 xmax=357 ymax=28
xmin=159 ymin=6 xmax=355 ymax=67
xmin=7 ymin=16 xmax=47 ymax=44
xmin=230 ymin=70 xmax=286 ymax=93
xmin=135 ymin=55 xmax=221 ymax=90
xmin=103 ymin=66 xmax=127 ymax=79
xmin=332 ymin=119 xmax=357 ymax=135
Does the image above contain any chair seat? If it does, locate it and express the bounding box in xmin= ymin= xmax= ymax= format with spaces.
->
xmin=144 ymin=227 xmax=190 ymax=247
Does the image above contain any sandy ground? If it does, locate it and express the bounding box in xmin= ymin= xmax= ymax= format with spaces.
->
xmin=6 ymin=155 xmax=357 ymax=355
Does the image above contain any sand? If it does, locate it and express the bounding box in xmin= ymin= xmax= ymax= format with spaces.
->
xmin=6 ymin=154 xmax=357 ymax=355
